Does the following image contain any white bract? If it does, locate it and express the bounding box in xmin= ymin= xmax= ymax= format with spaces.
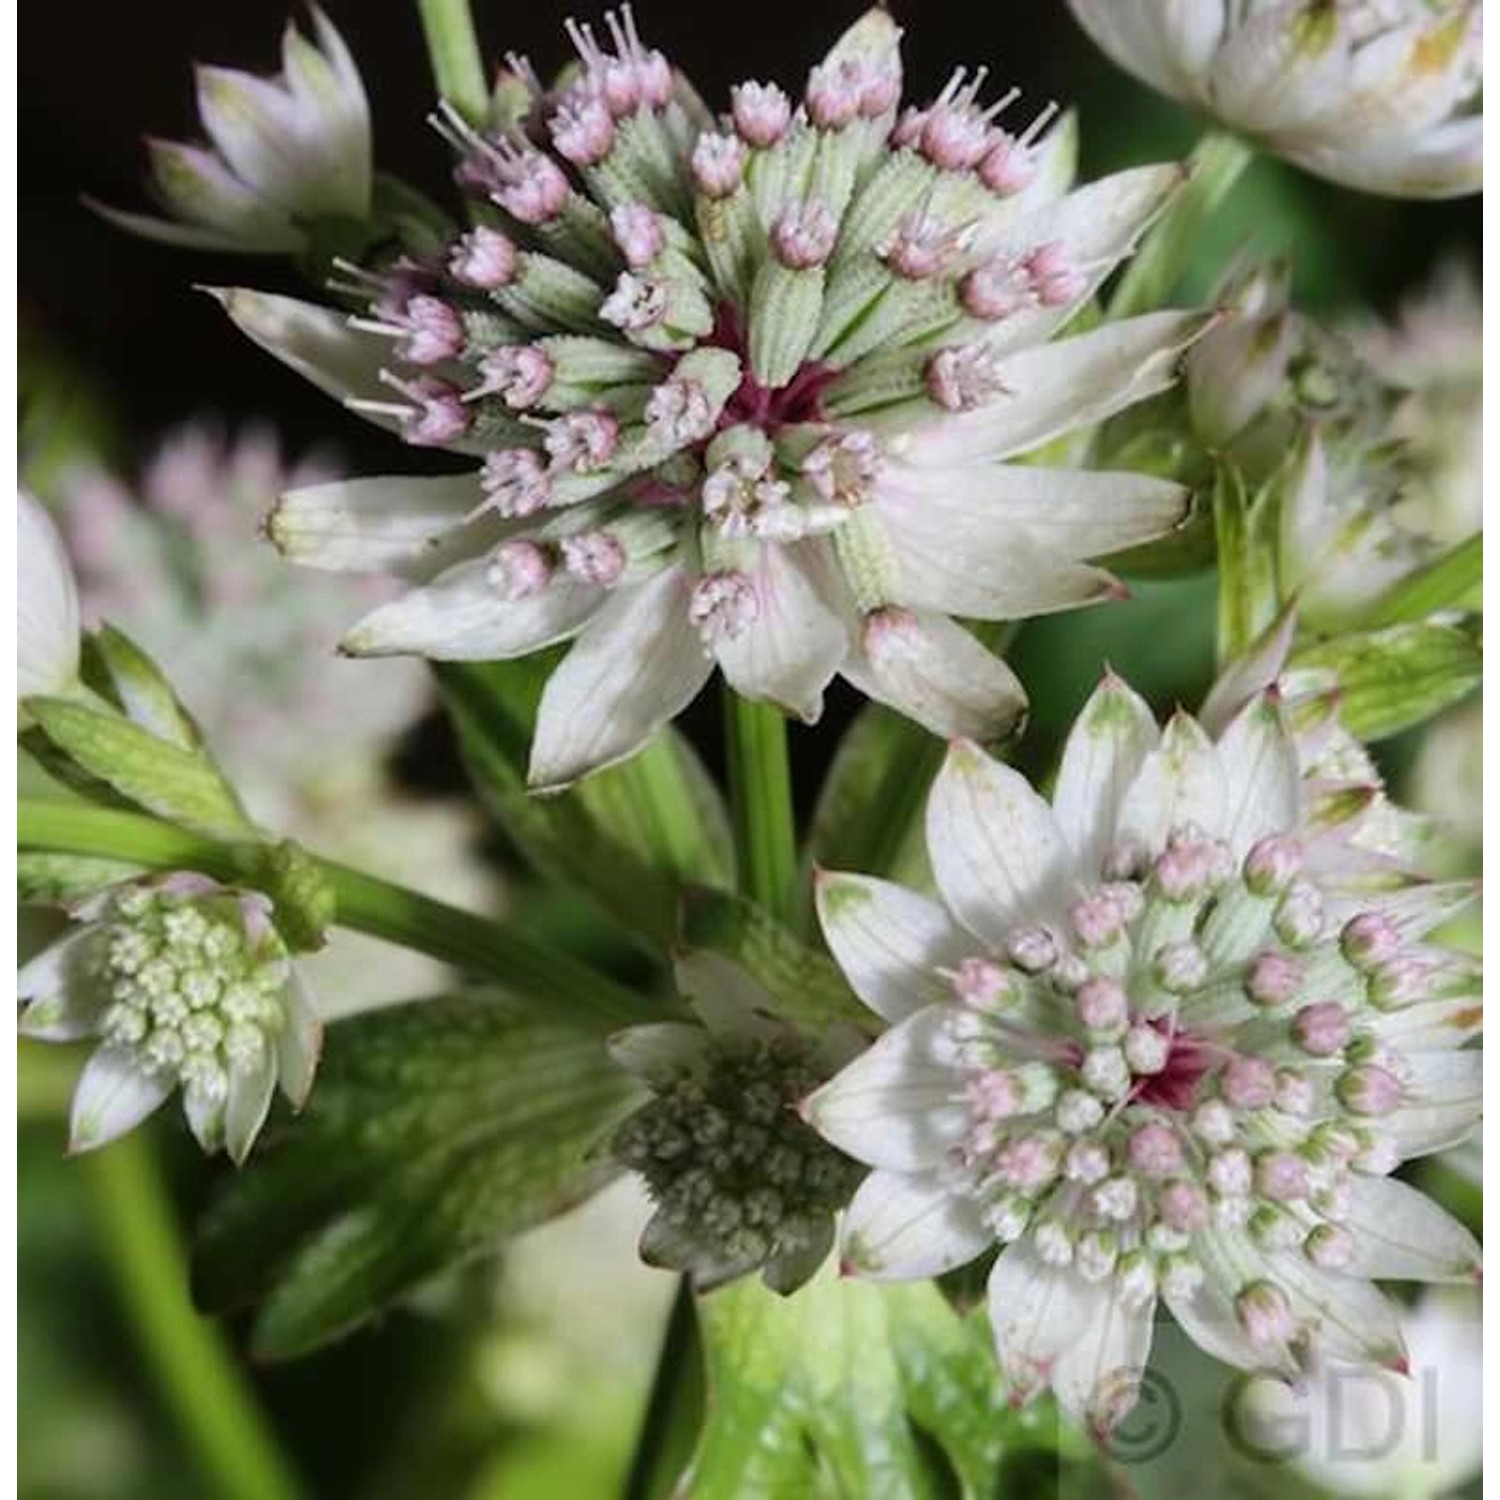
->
xmin=1067 ymin=0 xmax=1482 ymax=199
xmin=19 ymin=875 xmax=321 ymax=1162
xmin=18 ymin=490 xmax=81 ymax=699
xmin=609 ymin=951 xmax=862 ymax=1293
xmin=235 ymin=6 xmax=1208 ymax=787
xmin=92 ymin=6 xmax=371 ymax=252
xmin=805 ymin=674 xmax=1480 ymax=1434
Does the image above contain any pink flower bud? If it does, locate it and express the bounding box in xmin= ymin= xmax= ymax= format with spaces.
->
xmin=448 ymin=226 xmax=518 ymax=290
xmin=1292 ymin=1001 xmax=1350 ymax=1057
xmin=1128 ymin=1122 xmax=1183 ymax=1178
xmin=1245 ymin=951 xmax=1303 ymax=1007
xmin=1337 ymin=1064 xmax=1404 ymax=1117
xmin=978 ymin=132 xmax=1037 ymax=194
xmin=480 ymin=449 xmax=551 ymax=516
xmin=1243 ymin=835 xmax=1304 ymax=896
xmin=805 ymin=61 xmax=862 ymax=129
xmin=1074 ymin=977 xmax=1127 ymax=1034
xmin=561 ymin=531 xmax=626 ymax=586
xmin=486 ymin=540 xmax=553 ymax=599
xmin=965 ymin=1068 xmax=1020 ymax=1121
xmin=474 ymin=345 xmax=555 ymax=409
xmin=691 ymin=132 xmax=746 ymax=198
xmin=951 ymin=957 xmax=1016 ymax=1011
xmin=544 ymin=410 xmax=620 ymax=473
xmin=731 ymin=81 xmax=791 ymax=147
xmin=925 ymin=344 xmax=1008 ymax=411
xmin=689 ymin=570 xmax=758 ymax=644
xmin=1157 ymin=1179 xmax=1209 ymax=1232
xmin=401 ymin=377 xmax=469 ymax=446
xmin=772 ymin=201 xmax=838 ymax=269
xmin=610 ymin=202 xmax=666 ymax=268
xmin=1340 ymin=913 xmax=1402 ymax=971
xmin=1221 ymin=1055 xmax=1276 ymax=1110
xmin=491 ymin=151 xmax=569 ymax=224
xmin=1236 ymin=1282 xmax=1296 ymax=1345
xmin=1255 ymin=1150 xmax=1309 ymax=1202
xmin=550 ymin=94 xmax=616 ymax=166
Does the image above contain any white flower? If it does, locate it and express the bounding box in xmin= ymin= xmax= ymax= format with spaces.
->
xmin=224 ymin=7 xmax=1208 ymax=787
xmin=18 ymin=875 xmax=322 ymax=1162
xmin=805 ymin=673 xmax=1480 ymax=1434
xmin=91 ymin=6 xmax=371 ymax=252
xmin=1346 ymin=258 xmax=1483 ymax=544
xmin=1067 ymin=0 xmax=1482 ymax=199
xmin=1241 ymin=1288 xmax=1482 ymax=1497
xmin=608 ymin=951 xmax=863 ymax=1294
xmin=17 ymin=490 xmax=81 ymax=699
xmin=49 ymin=425 xmax=429 ymax=826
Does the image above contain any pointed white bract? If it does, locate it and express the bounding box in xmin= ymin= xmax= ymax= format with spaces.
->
xmin=233 ymin=7 xmax=1205 ymax=787
xmin=807 ymin=673 xmax=1480 ymax=1432
xmin=18 ymin=876 xmax=322 ymax=1162
xmin=608 ymin=955 xmax=862 ymax=1295
xmin=17 ymin=491 xmax=81 ymax=699
xmin=91 ymin=7 xmax=371 ymax=252
xmin=1067 ymin=1 xmax=1482 ymax=199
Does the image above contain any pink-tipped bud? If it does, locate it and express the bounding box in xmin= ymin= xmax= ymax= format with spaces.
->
xmin=1128 ymin=1122 xmax=1184 ymax=1179
xmin=891 ymin=106 xmax=929 ymax=149
xmin=1007 ymin=926 xmax=1058 ymax=974
xmin=550 ymin=94 xmax=616 ymax=166
xmin=858 ymin=59 xmax=901 ymax=118
xmin=1070 ymin=891 xmax=1126 ymax=950
xmin=610 ymin=202 xmax=666 ymax=268
xmin=772 ymin=201 xmax=838 ymax=269
xmin=474 ymin=344 xmax=555 ymax=409
xmin=1275 ymin=1068 xmax=1315 ymax=1116
xmin=1367 ymin=956 xmax=1434 ymax=1010
xmin=561 ymin=531 xmax=626 ymax=586
xmin=492 ymin=151 xmax=569 ymax=224
xmin=925 ymin=344 xmax=1008 ymax=411
xmin=480 ymin=449 xmax=552 ymax=517
xmin=1064 ymin=1140 xmax=1110 ymax=1185
xmin=1024 ymin=241 xmax=1086 ymax=306
xmin=1275 ymin=880 xmax=1326 ymax=948
xmin=1255 ymin=1150 xmax=1310 ymax=1202
xmin=803 ymin=429 xmax=881 ymax=506
xmin=1245 ymin=951 xmax=1303 ymax=1007
xmin=448 ymin=226 xmax=518 ymax=290
xmin=879 ymin=211 xmax=962 ymax=280
xmin=1157 ymin=1179 xmax=1209 ymax=1232
xmin=1292 ymin=1001 xmax=1351 ymax=1057
xmin=401 ymin=377 xmax=469 ymax=446
xmin=600 ymin=271 xmax=668 ymax=333
xmin=1340 ymin=913 xmax=1402 ymax=971
xmin=645 ymin=378 xmax=716 ymax=446
xmin=951 ymin=957 xmax=1016 ymax=1011
xmin=1244 ymin=835 xmax=1304 ymax=896
xmin=731 ymin=81 xmax=792 ymax=147
xmin=544 ymin=410 xmax=620 ymax=473
xmin=1221 ymin=1055 xmax=1276 ymax=1110
xmin=1337 ymin=1064 xmax=1403 ymax=1117
xmin=1236 ymin=1282 xmax=1296 ymax=1345
xmin=486 ymin=540 xmax=553 ymax=599
xmin=978 ymin=131 xmax=1037 ymax=194
xmin=805 ymin=60 xmax=863 ymax=129
xmin=1303 ymin=1223 xmax=1356 ymax=1270
xmin=1207 ymin=1147 xmax=1252 ymax=1197
xmin=1074 ymin=977 xmax=1127 ymax=1035
xmin=960 ymin=259 xmax=1030 ymax=321
xmin=1154 ymin=940 xmax=1209 ymax=994
xmin=996 ymin=1133 xmax=1061 ymax=1192
xmin=689 ymin=570 xmax=759 ymax=645
xmin=920 ymin=104 xmax=991 ymax=170
xmin=691 ymin=131 xmax=746 ymax=198
xmin=966 ymin=1068 xmax=1020 ymax=1121
xmin=397 ymin=295 xmax=466 ymax=365
xmin=1124 ymin=1022 xmax=1170 ymax=1075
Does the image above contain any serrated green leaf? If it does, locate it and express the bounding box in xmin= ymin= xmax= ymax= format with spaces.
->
xmin=84 ymin=623 xmax=203 ymax=750
xmin=17 ymin=849 xmax=141 ymax=904
xmin=25 ymin=696 xmax=252 ymax=837
xmin=1292 ymin=623 xmax=1482 ymax=741
xmin=1360 ymin=534 xmax=1482 ymax=629
xmin=1212 ymin=463 xmax=1280 ymax=668
xmin=437 ymin=659 xmax=731 ymax=954
xmin=679 ymin=888 xmax=869 ymax=1035
xmin=191 ymin=989 xmax=642 ymax=1358
xmin=680 ymin=1266 xmax=1059 ymax=1499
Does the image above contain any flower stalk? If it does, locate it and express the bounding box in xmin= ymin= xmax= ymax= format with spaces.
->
xmin=723 ymin=691 xmax=798 ymax=922
xmin=16 ymin=800 xmax=648 ymax=1028
xmin=416 ymin=0 xmax=489 ymax=128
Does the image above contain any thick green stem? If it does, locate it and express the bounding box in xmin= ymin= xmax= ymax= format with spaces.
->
xmin=416 ymin=0 xmax=489 ymax=126
xmin=1108 ymin=130 xmax=1255 ymax=319
xmin=85 ymin=1134 xmax=303 ymax=1500
xmin=623 ymin=1281 xmax=705 ymax=1500
xmin=16 ymin=800 xmax=646 ymax=1028
xmin=722 ymin=692 xmax=798 ymax=921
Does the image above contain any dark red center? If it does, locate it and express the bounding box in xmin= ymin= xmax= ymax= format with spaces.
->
xmin=707 ymin=305 xmax=837 ymax=431
xmin=1131 ymin=1025 xmax=1221 ymax=1111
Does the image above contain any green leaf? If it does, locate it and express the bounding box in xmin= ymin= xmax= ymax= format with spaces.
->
xmin=24 ymin=696 xmax=252 ymax=837
xmin=17 ymin=849 xmax=141 ymax=904
xmin=1360 ymin=534 xmax=1482 ymax=629
xmin=437 ymin=659 xmax=732 ymax=954
xmin=1212 ymin=463 xmax=1281 ymax=669
xmin=681 ymin=1266 xmax=1067 ymax=1499
xmin=191 ymin=989 xmax=643 ymax=1359
xmin=679 ymin=888 xmax=870 ymax=1034
xmin=1292 ymin=623 xmax=1482 ymax=741
xmin=83 ymin=623 xmax=204 ymax=751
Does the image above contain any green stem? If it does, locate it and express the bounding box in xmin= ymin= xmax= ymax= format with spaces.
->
xmin=1107 ymin=130 xmax=1255 ymax=319
xmin=623 ymin=1281 xmax=705 ymax=1500
xmin=416 ymin=0 xmax=489 ymax=126
xmin=17 ymin=800 xmax=646 ymax=1028
xmin=722 ymin=691 xmax=798 ymax=921
xmin=85 ymin=1133 xmax=303 ymax=1500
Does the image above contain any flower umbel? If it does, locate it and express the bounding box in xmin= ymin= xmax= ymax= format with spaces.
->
xmin=90 ymin=6 xmax=372 ymax=252
xmin=1067 ymin=0 xmax=1482 ymax=199
xmin=245 ymin=7 xmax=1209 ymax=787
xmin=806 ymin=674 xmax=1480 ymax=1433
xmin=609 ymin=955 xmax=863 ymax=1293
xmin=19 ymin=875 xmax=322 ymax=1161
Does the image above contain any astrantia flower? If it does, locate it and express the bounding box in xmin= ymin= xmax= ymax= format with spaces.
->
xmin=49 ymin=425 xmax=427 ymax=825
xmin=1067 ymin=0 xmax=1482 ymax=199
xmin=609 ymin=952 xmax=863 ymax=1292
xmin=805 ymin=675 xmax=1480 ymax=1433
xmin=247 ymin=7 xmax=1207 ymax=787
xmin=91 ymin=6 xmax=371 ymax=252
xmin=18 ymin=490 xmax=81 ymax=699
xmin=18 ymin=875 xmax=321 ymax=1161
